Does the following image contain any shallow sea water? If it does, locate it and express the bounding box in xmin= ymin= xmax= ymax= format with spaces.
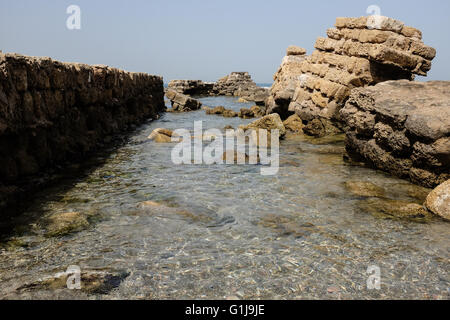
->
xmin=0 ymin=96 xmax=448 ymax=300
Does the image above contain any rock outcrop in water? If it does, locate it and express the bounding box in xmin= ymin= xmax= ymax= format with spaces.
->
xmin=0 ymin=52 xmax=165 ymax=192
xmin=340 ymin=80 xmax=450 ymax=188
xmin=240 ymin=113 xmax=287 ymax=138
xmin=168 ymin=72 xmax=269 ymax=105
xmin=165 ymin=89 xmax=202 ymax=112
xmin=167 ymin=80 xmax=214 ymax=95
xmin=267 ymin=16 xmax=436 ymax=134
xmin=212 ymin=72 xmax=269 ymax=105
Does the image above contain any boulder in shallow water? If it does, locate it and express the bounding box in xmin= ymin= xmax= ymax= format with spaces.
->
xmin=240 ymin=113 xmax=286 ymax=138
xmin=345 ymin=181 xmax=385 ymax=198
xmin=238 ymin=108 xmax=255 ymax=119
xmin=222 ymin=109 xmax=238 ymax=118
xmin=165 ymin=89 xmax=202 ymax=112
xmin=148 ymin=128 xmax=177 ymax=143
xmin=425 ymin=180 xmax=450 ymax=221
xmin=206 ymin=106 xmax=226 ymax=115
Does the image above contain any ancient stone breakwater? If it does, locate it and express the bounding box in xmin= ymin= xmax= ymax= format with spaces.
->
xmin=268 ymin=16 xmax=436 ymax=130
xmin=0 ymin=52 xmax=165 ymax=206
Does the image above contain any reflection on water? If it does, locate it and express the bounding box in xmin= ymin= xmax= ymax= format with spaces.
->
xmin=0 ymin=96 xmax=448 ymax=300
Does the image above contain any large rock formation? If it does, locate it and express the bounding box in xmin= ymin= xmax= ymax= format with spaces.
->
xmin=266 ymin=46 xmax=308 ymax=117
xmin=167 ymin=80 xmax=214 ymax=95
xmin=0 ymin=52 xmax=165 ymax=209
xmin=268 ymin=16 xmax=436 ymax=131
xmin=165 ymin=89 xmax=202 ymax=112
xmin=211 ymin=72 xmax=269 ymax=105
xmin=340 ymin=80 xmax=450 ymax=188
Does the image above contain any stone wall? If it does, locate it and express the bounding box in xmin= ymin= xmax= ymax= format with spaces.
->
xmin=268 ymin=16 xmax=436 ymax=130
xmin=0 ymin=52 xmax=165 ymax=185
xmin=340 ymin=80 xmax=449 ymax=188
xmin=266 ymin=46 xmax=308 ymax=117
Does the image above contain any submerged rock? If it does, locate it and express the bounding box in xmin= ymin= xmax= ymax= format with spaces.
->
xmin=44 ymin=212 xmax=89 ymax=238
xmin=425 ymin=180 xmax=450 ymax=221
xmin=345 ymin=181 xmax=385 ymax=198
xmin=358 ymin=198 xmax=433 ymax=221
xmin=258 ymin=214 xmax=319 ymax=238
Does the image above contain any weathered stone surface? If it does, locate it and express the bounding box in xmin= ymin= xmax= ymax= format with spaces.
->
xmin=238 ymin=108 xmax=255 ymax=119
xmin=283 ymin=114 xmax=304 ymax=133
xmin=205 ymin=106 xmax=226 ymax=115
xmin=267 ymin=51 xmax=307 ymax=117
xmin=165 ymin=89 xmax=202 ymax=112
xmin=222 ymin=109 xmax=238 ymax=118
xmin=425 ymin=180 xmax=450 ymax=220
xmin=0 ymin=52 xmax=165 ymax=188
xmin=266 ymin=16 xmax=436 ymax=137
xmin=287 ymin=46 xmax=307 ymax=56
xmin=240 ymin=113 xmax=286 ymax=138
xmin=340 ymin=80 xmax=450 ymax=188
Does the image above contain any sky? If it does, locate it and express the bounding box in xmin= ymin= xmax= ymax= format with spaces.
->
xmin=1 ymin=0 xmax=449 ymax=83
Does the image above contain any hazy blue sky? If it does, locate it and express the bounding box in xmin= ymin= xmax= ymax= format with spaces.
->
xmin=1 ymin=0 xmax=449 ymax=83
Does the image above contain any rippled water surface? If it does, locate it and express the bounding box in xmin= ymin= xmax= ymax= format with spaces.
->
xmin=0 ymin=96 xmax=449 ymax=300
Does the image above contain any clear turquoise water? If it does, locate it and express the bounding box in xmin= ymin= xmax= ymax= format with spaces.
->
xmin=0 ymin=96 xmax=448 ymax=300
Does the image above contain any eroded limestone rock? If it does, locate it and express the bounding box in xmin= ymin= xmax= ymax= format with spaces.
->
xmin=165 ymin=89 xmax=202 ymax=112
xmin=266 ymin=16 xmax=436 ymax=136
xmin=340 ymin=80 xmax=450 ymax=188
xmin=239 ymin=113 xmax=286 ymax=138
